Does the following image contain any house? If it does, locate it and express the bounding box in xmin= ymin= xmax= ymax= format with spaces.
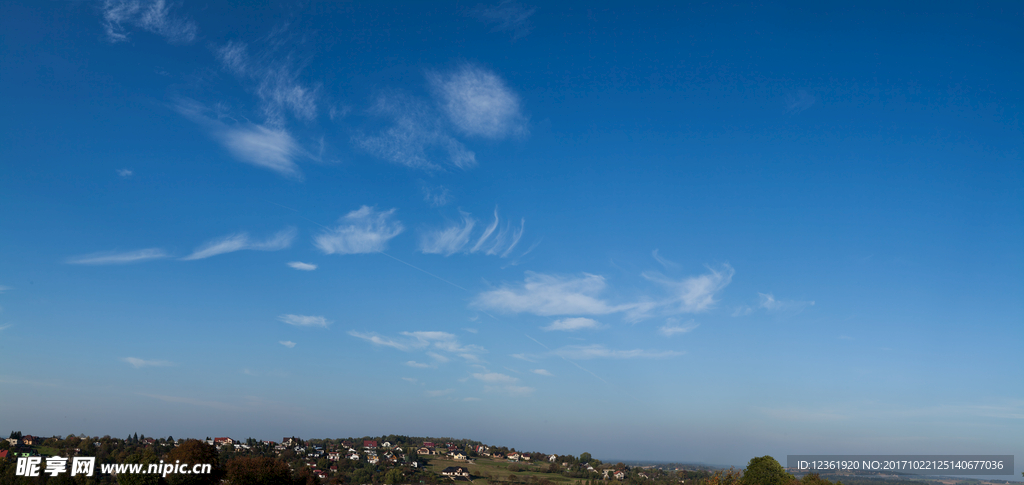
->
xmin=0 ymin=450 xmax=8 ymax=460
xmin=329 ymin=466 xmax=338 ymax=473
xmin=638 ymin=473 xmax=649 ymax=479
xmin=314 ymin=470 xmax=327 ymax=479
xmin=143 ymin=438 xmax=156 ymax=445
xmin=476 ymin=445 xmax=488 ymax=454
xmin=368 ymin=456 xmax=379 ymax=465
xmin=382 ymin=441 xmax=392 ymax=448
xmin=442 ymin=466 xmax=470 ymax=478
xmin=549 ymin=454 xmax=558 ymax=463
xmin=507 ymin=452 xmax=520 ymax=461
xmin=6 ymin=439 xmax=18 ymax=447
xmin=363 ymin=440 xmax=378 ymax=449
xmin=423 ymin=442 xmax=434 ymax=448
xmin=328 ymin=451 xmax=340 ymax=461
xmin=614 ymin=471 xmax=626 ymax=480
xmin=21 ymin=436 xmax=37 ymax=446
xmin=452 ymin=452 xmax=468 ymax=461
xmin=347 ymin=452 xmax=360 ymax=460
xmin=416 ymin=447 xmax=431 ymax=455
xmin=283 ymin=437 xmax=299 ymax=446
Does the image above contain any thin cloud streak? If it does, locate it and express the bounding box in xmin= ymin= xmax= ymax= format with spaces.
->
xmin=173 ymin=99 xmax=304 ymax=178
xmin=122 ymin=357 xmax=174 ymax=368
xmin=542 ymin=317 xmax=603 ymax=332
xmin=287 ymin=261 xmax=317 ymax=271
xmin=279 ymin=341 xmax=297 ymax=348
xmin=471 ymin=0 xmax=536 ymax=40
xmin=659 ymin=320 xmax=699 ymax=336
xmin=551 ymin=344 xmax=682 ymax=360
xmin=278 ymin=314 xmax=330 ymax=328
xmin=68 ymin=248 xmax=169 ymax=265
xmin=182 ymin=228 xmax=295 ymax=261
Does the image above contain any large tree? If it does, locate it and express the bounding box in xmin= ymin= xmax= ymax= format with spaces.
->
xmin=225 ymin=456 xmax=296 ymax=485
xmin=166 ymin=439 xmax=223 ymax=485
xmin=740 ymin=456 xmax=794 ymax=485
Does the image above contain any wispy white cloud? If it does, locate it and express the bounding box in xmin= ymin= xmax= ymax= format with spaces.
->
xmin=422 ymin=184 xmax=452 ymax=207
xmin=427 ymin=352 xmax=450 ymax=363
xmin=174 ymin=99 xmax=304 ymax=178
xmin=471 ymin=0 xmax=536 ymax=40
xmin=213 ymin=41 xmax=319 ymax=126
xmin=122 ymin=357 xmax=174 ymax=368
xmin=758 ymin=292 xmax=815 ymax=313
xmin=348 ymin=331 xmax=408 ymax=351
xmin=101 ymin=0 xmax=197 ymax=44
xmin=659 ymin=319 xmax=699 ymax=337
xmin=218 ymin=124 xmax=303 ymax=177
xmin=511 ymin=353 xmax=538 ymax=362
xmin=473 ymin=272 xmax=627 ymax=316
xmin=652 ymin=249 xmax=678 ymax=269
xmin=401 ymin=331 xmax=486 ymax=355
xmin=182 ymin=228 xmax=295 ymax=261
xmin=420 ymin=212 xmax=476 ymax=255
xmin=472 ymin=372 xmax=519 ymax=384
xmin=532 ymin=369 xmax=553 ymax=376
xmin=0 ymin=286 xmax=10 ymax=293
xmin=349 ymin=330 xmax=486 ymax=362
xmin=785 ymin=90 xmax=816 ymax=114
xmin=314 ymin=206 xmax=404 ymax=255
xmin=278 ymin=314 xmax=330 ymax=328
xmin=733 ymin=292 xmax=815 ymax=316
xmin=472 ymin=372 xmax=533 ymax=395
xmin=68 ymin=248 xmax=169 ymax=265
xmin=642 ymin=264 xmax=734 ymax=314
xmin=542 ymin=317 xmax=603 ymax=332
xmin=406 ymin=361 xmax=431 ymax=368
xmin=287 ymin=261 xmax=317 ymax=271
xmin=551 ymin=344 xmax=682 ymax=360
xmin=420 ymin=208 xmax=525 ymax=258
xmin=279 ymin=340 xmax=296 ymax=348
xmin=429 ymin=65 xmax=527 ymax=139
xmin=117 ymin=168 xmax=133 ymax=178
xmin=355 ymin=94 xmax=476 ymax=170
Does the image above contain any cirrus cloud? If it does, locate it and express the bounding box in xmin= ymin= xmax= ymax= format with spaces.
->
xmin=542 ymin=317 xmax=603 ymax=332
xmin=314 ymin=206 xmax=404 ymax=255
xmin=278 ymin=314 xmax=330 ymax=328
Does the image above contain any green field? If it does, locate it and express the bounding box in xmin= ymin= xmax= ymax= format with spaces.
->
xmin=427 ymin=456 xmax=584 ymax=485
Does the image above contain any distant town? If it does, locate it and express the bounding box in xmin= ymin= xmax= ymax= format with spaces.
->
xmin=1 ymin=431 xmax=1018 ymax=485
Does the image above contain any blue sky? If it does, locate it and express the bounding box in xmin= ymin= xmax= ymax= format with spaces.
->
xmin=1 ymin=0 xmax=1021 ymax=471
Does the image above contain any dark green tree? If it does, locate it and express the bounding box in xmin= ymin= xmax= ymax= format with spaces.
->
xmin=740 ymin=457 xmax=793 ymax=485
xmin=166 ymin=439 xmax=223 ymax=485
xmin=116 ymin=450 xmax=162 ymax=485
xmin=225 ymin=456 xmax=296 ymax=485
